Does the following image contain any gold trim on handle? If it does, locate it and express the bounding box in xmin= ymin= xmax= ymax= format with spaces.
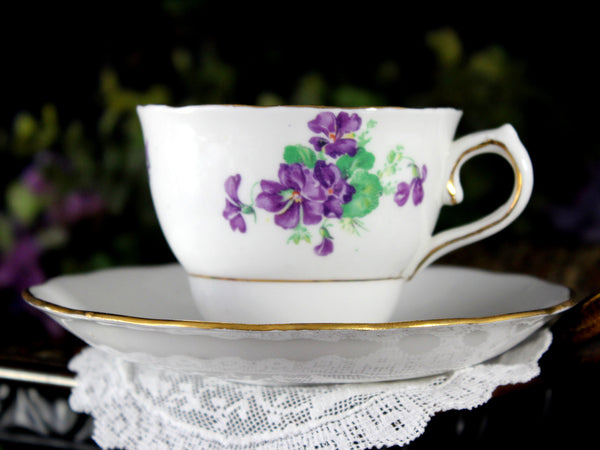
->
xmin=410 ymin=139 xmax=523 ymax=278
xmin=446 ymin=180 xmax=458 ymax=204
xmin=446 ymin=139 xmax=520 ymax=205
xmin=21 ymin=288 xmax=575 ymax=332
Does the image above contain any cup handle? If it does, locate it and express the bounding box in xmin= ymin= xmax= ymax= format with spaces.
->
xmin=406 ymin=124 xmax=534 ymax=278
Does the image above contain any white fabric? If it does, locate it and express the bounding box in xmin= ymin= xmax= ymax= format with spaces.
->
xmin=68 ymin=328 xmax=552 ymax=449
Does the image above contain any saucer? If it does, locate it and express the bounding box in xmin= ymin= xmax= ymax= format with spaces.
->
xmin=23 ymin=264 xmax=575 ymax=384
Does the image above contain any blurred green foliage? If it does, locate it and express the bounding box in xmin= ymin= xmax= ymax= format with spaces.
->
xmin=418 ymin=28 xmax=530 ymax=132
xmin=0 ymin=25 xmax=540 ymax=297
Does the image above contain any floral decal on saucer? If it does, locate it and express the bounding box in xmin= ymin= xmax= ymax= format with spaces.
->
xmin=223 ymin=111 xmax=426 ymax=256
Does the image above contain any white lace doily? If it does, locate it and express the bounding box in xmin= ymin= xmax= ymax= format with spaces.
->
xmin=68 ymin=328 xmax=552 ymax=449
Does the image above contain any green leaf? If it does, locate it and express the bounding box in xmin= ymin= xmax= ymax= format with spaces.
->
xmin=356 ymin=120 xmax=377 ymax=147
xmin=387 ymin=150 xmax=396 ymax=164
xmin=6 ymin=182 xmax=45 ymax=226
xmin=426 ymin=27 xmax=463 ymax=69
xmin=287 ymin=225 xmax=312 ymax=244
xmin=382 ymin=182 xmax=396 ymax=195
xmin=342 ymin=170 xmax=383 ymax=218
xmin=36 ymin=226 xmax=69 ymax=250
xmin=0 ymin=215 xmax=13 ymax=251
xmin=411 ymin=164 xmax=420 ymax=178
xmin=340 ymin=217 xmax=368 ymax=236
xmin=283 ymin=145 xmax=317 ymax=168
xmin=336 ymin=148 xmax=375 ymax=179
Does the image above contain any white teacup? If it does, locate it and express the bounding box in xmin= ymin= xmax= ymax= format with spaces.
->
xmin=137 ymin=105 xmax=533 ymax=323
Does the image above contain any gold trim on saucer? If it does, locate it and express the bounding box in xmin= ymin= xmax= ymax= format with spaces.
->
xmin=22 ymin=288 xmax=577 ymax=332
xmin=189 ymin=274 xmax=406 ymax=283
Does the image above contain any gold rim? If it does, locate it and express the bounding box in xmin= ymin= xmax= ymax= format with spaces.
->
xmin=142 ymin=104 xmax=459 ymax=111
xmin=22 ymin=288 xmax=576 ymax=332
xmin=190 ymin=273 xmax=406 ymax=282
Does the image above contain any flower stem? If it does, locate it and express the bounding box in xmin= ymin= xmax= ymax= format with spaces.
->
xmin=249 ymin=181 xmax=260 ymax=206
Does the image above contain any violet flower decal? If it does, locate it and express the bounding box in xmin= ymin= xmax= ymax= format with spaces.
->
xmin=221 ymin=111 xmax=427 ymax=256
xmin=256 ymin=163 xmax=326 ymax=229
xmin=223 ymin=174 xmax=254 ymax=232
xmin=314 ymin=227 xmax=333 ymax=256
xmin=308 ymin=111 xmax=362 ymax=158
xmin=395 ymin=164 xmax=428 ymax=206
xmin=313 ymin=160 xmax=356 ymax=219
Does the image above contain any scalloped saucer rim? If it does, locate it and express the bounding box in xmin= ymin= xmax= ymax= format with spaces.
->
xmin=24 ymin=263 xmax=574 ymax=330
xmin=22 ymin=263 xmax=575 ymax=384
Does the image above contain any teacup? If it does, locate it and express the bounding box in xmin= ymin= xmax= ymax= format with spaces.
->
xmin=137 ymin=105 xmax=533 ymax=323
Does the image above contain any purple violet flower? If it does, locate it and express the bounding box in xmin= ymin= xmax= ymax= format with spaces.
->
xmin=314 ymin=226 xmax=334 ymax=256
xmin=0 ymin=235 xmax=45 ymax=292
xmin=314 ymin=236 xmax=334 ymax=256
xmin=552 ymin=163 xmax=600 ymax=242
xmin=21 ymin=166 xmax=53 ymax=195
xmin=394 ymin=182 xmax=411 ymax=206
xmin=308 ymin=111 xmax=362 ymax=158
xmin=47 ymin=191 xmax=105 ymax=225
xmin=412 ymin=165 xmax=427 ymax=205
xmin=0 ymin=233 xmax=67 ymax=339
xmin=313 ymin=160 xmax=356 ymax=218
xmin=223 ymin=174 xmax=248 ymax=233
xmin=256 ymin=163 xmax=326 ymax=229
xmin=395 ymin=164 xmax=428 ymax=206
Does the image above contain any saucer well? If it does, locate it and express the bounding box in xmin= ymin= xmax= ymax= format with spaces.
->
xmin=23 ymin=264 xmax=575 ymax=384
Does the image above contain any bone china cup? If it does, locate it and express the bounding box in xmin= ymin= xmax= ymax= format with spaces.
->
xmin=137 ymin=105 xmax=533 ymax=324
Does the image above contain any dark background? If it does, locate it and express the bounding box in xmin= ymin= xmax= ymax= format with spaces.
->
xmin=0 ymin=2 xmax=599 ymax=448
xmin=4 ymin=2 xmax=598 ymax=208
xmin=1 ymin=0 xmax=598 ymax=355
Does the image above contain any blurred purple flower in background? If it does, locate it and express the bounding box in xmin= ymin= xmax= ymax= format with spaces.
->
xmin=21 ymin=165 xmax=53 ymax=195
xmin=552 ymin=163 xmax=600 ymax=242
xmin=0 ymin=150 xmax=110 ymax=340
xmin=47 ymin=191 xmax=105 ymax=226
xmin=0 ymin=233 xmax=67 ymax=339
xmin=1 ymin=153 xmax=107 ymax=294
xmin=0 ymin=235 xmax=45 ymax=293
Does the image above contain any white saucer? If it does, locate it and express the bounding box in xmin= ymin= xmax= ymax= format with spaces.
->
xmin=23 ymin=264 xmax=575 ymax=385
